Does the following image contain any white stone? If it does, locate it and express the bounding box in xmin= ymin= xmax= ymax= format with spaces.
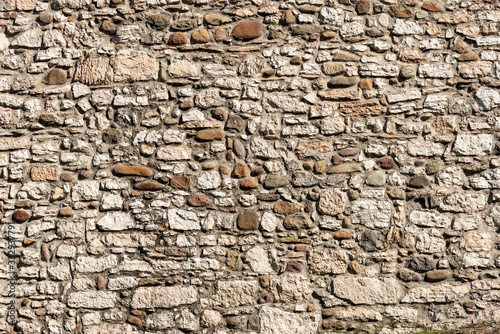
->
xmin=437 ymin=166 xmax=466 ymax=187
xmin=409 ymin=211 xmax=451 ymax=228
xmin=418 ymin=63 xmax=454 ymax=78
xmin=392 ymin=20 xmax=423 ymax=35
xmin=168 ymin=209 xmax=201 ymax=231
xmin=11 ymin=29 xmax=42 ymax=48
xmin=260 ymin=212 xmax=278 ymax=232
xmin=72 ymin=180 xmax=100 ymax=201
xmin=211 ymin=280 xmax=257 ymax=307
xmin=245 ymin=246 xmax=274 ymax=274
xmin=67 ymin=291 xmax=117 ymax=309
xmin=259 ymin=306 xmax=320 ymax=334
xmin=75 ymin=255 xmax=118 ymax=273
xmin=453 ymin=134 xmax=493 ymax=156
xmin=131 ymin=286 xmax=198 ymax=309
xmin=415 ymin=234 xmax=446 ymax=254
xmin=318 ymin=7 xmax=343 ymax=26
xmin=197 ymin=171 xmax=221 ymax=190
xmin=97 ymin=212 xmax=134 ymax=231
xmin=402 ymin=284 xmax=470 ymax=303
xmin=333 ymin=277 xmax=401 ymax=305
xmin=351 ymin=199 xmax=391 ymax=228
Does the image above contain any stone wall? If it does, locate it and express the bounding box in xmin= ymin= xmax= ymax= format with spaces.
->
xmin=1 ymin=0 xmax=500 ymax=333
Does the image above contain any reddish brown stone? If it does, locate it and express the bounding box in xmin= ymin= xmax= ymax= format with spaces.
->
xmin=170 ymin=175 xmax=191 ymax=190
xmin=356 ymin=0 xmax=370 ymax=14
xmin=338 ymin=148 xmax=359 ymax=157
xmin=388 ymin=5 xmax=413 ymax=18
xmin=13 ymin=210 xmax=30 ymax=223
xmin=60 ymin=172 xmax=73 ymax=182
xmin=323 ymin=321 xmax=345 ymax=330
xmin=334 ymin=231 xmax=352 ymax=240
xmin=100 ymin=20 xmax=116 ymax=35
xmin=274 ymin=201 xmax=300 ymax=215
xmin=59 ymin=208 xmax=73 ymax=217
xmin=31 ymin=166 xmax=58 ymax=181
xmin=359 ymin=78 xmax=372 ymax=90
xmin=168 ymin=32 xmax=188 ymax=45
xmin=377 ymin=157 xmax=396 ymax=169
xmin=257 ymin=293 xmax=273 ymax=304
xmin=226 ymin=317 xmax=239 ymax=327
xmin=127 ymin=315 xmax=142 ymax=326
xmin=237 ymin=210 xmax=259 ymax=230
xmin=134 ymin=182 xmax=164 ymax=191
xmin=425 ymin=270 xmax=451 ymax=282
xmin=211 ymin=108 xmax=226 ymax=120
xmin=259 ymin=275 xmax=270 ymax=287
xmin=187 ymin=196 xmax=210 ymax=207
xmin=232 ymin=21 xmax=264 ymax=40
xmin=38 ymin=12 xmax=53 ymax=25
xmin=422 ymin=1 xmax=442 ymax=11
xmin=97 ymin=275 xmax=106 ymax=290
xmin=240 ymin=178 xmax=259 ymax=190
xmin=43 ymin=69 xmax=67 ymax=85
xmin=332 ymin=154 xmax=341 ymax=165
xmin=232 ymin=163 xmax=248 ymax=178
xmin=113 ymin=166 xmax=153 ymax=177
xmin=214 ymin=27 xmax=226 ymax=41
xmin=196 ymin=129 xmax=225 ymax=141
xmin=285 ymin=260 xmax=302 ymax=273
xmin=41 ymin=243 xmax=50 ymax=261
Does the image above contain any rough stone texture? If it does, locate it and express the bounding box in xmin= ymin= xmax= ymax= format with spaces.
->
xmin=2 ymin=1 xmax=500 ymax=333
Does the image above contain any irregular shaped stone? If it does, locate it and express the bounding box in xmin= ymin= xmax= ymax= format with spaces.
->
xmin=171 ymin=175 xmax=191 ymax=190
xmin=333 ymin=277 xmax=401 ymax=305
xmin=409 ymin=211 xmax=451 ymax=228
xmin=259 ymin=306 xmax=320 ymax=334
xmin=264 ymin=175 xmax=289 ymax=188
xmin=134 ymin=181 xmax=164 ymax=191
xmin=401 ymin=284 xmax=470 ymax=303
xmin=211 ymin=281 xmax=257 ymax=307
xmin=237 ymin=210 xmax=259 ymax=230
xmin=168 ymin=209 xmax=200 ymax=231
xmin=453 ymin=134 xmax=493 ymax=156
xmin=67 ymin=291 xmax=117 ymax=309
xmin=245 ymin=246 xmax=273 ymax=273
xmin=232 ymin=21 xmax=264 ymax=40
xmin=43 ymin=69 xmax=67 ymax=85
xmin=351 ymin=200 xmax=391 ymax=228
xmin=309 ymin=248 xmax=348 ymax=274
xmin=131 ymin=286 xmax=198 ymax=309
xmin=284 ymin=214 xmax=313 ymax=230
xmin=113 ymin=50 xmax=158 ymax=82
xmin=196 ymin=129 xmax=224 ymax=141
xmin=274 ymin=201 xmax=300 ymax=215
xmin=113 ymin=165 xmax=153 ymax=177
xmin=318 ymin=188 xmax=347 ymax=216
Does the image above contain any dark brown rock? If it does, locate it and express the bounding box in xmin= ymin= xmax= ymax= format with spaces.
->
xmin=259 ymin=275 xmax=270 ymax=287
xmin=170 ymin=175 xmax=191 ymax=190
xmin=211 ymin=108 xmax=226 ymax=120
xmin=257 ymin=293 xmax=273 ymax=303
xmin=187 ymin=196 xmax=210 ymax=206
xmin=388 ymin=5 xmax=413 ymax=18
xmin=113 ymin=166 xmax=153 ymax=177
xmin=13 ymin=210 xmax=30 ymax=223
xmin=240 ymin=178 xmax=259 ymax=190
xmin=168 ymin=32 xmax=188 ymax=45
xmin=232 ymin=163 xmax=248 ymax=178
xmin=422 ymin=1 xmax=442 ymax=11
xmin=171 ymin=19 xmax=197 ymax=31
xmin=274 ymin=201 xmax=300 ymax=215
xmin=338 ymin=148 xmax=359 ymax=157
xmin=147 ymin=13 xmax=170 ymax=30
xmin=100 ymin=20 xmax=116 ymax=35
xmin=38 ymin=12 xmax=53 ymax=25
xmin=191 ymin=29 xmax=210 ymax=43
xmin=397 ymin=269 xmax=421 ymax=282
xmin=226 ymin=317 xmax=239 ymax=327
xmin=237 ymin=210 xmax=259 ymax=230
xmin=283 ymin=214 xmax=313 ymax=230
xmin=406 ymin=256 xmax=434 ymax=272
xmin=59 ymin=208 xmax=73 ymax=217
xmin=348 ymin=260 xmax=361 ymax=274
xmin=377 ymin=157 xmax=396 ymax=169
xmin=232 ymin=21 xmax=264 ymax=40
xmin=323 ymin=321 xmax=345 ymax=330
xmin=425 ymin=270 xmax=451 ymax=282
xmin=134 ymin=182 xmax=164 ymax=191
xmin=356 ymin=0 xmax=370 ymax=14
xmin=285 ymin=260 xmax=302 ymax=273
xmin=334 ymin=231 xmax=352 ymax=240
xmin=60 ymin=172 xmax=73 ymax=182
xmin=458 ymin=52 xmax=479 ymax=62
xmin=196 ymin=129 xmax=224 ymax=141
xmin=43 ymin=69 xmax=67 ymax=85
xmin=127 ymin=315 xmax=142 ymax=326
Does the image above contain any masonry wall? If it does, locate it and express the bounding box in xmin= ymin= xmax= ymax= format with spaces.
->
xmin=1 ymin=0 xmax=500 ymax=333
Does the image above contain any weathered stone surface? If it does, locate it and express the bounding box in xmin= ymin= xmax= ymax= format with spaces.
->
xmin=409 ymin=211 xmax=451 ymax=228
xmin=232 ymin=21 xmax=264 ymax=40
xmin=97 ymin=212 xmax=134 ymax=231
xmin=309 ymin=248 xmax=348 ymax=274
xmin=168 ymin=209 xmax=201 ymax=231
xmin=237 ymin=210 xmax=259 ymax=230
xmin=402 ymin=284 xmax=470 ymax=303
xmin=113 ymin=50 xmax=158 ymax=82
xmin=333 ymin=278 xmax=401 ymax=305
xmin=351 ymin=200 xmax=391 ymax=228
xmin=211 ymin=281 xmax=257 ymax=307
xmin=259 ymin=306 xmax=320 ymax=334
xmin=318 ymin=188 xmax=347 ymax=216
xmin=245 ymin=246 xmax=273 ymax=273
xmin=453 ymin=134 xmax=493 ymax=156
xmin=131 ymin=286 xmax=198 ymax=309
xmin=67 ymin=291 xmax=117 ymax=309
xmin=43 ymin=69 xmax=67 ymax=85
xmin=113 ymin=165 xmax=153 ymax=177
